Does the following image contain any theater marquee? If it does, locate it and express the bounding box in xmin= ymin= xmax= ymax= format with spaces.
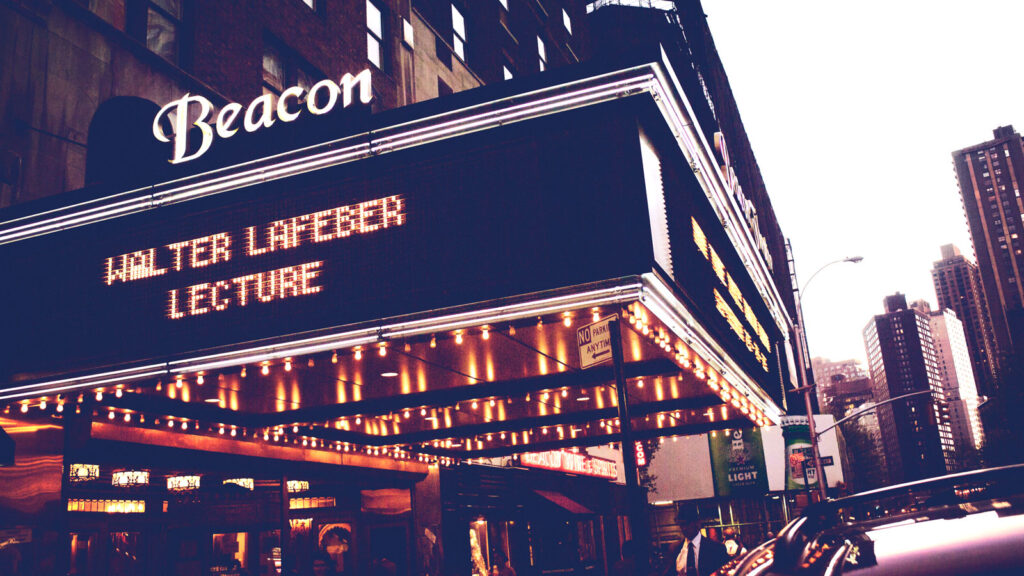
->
xmin=0 ymin=66 xmax=789 ymax=415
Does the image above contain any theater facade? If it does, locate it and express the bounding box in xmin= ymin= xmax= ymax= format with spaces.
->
xmin=0 ymin=53 xmax=795 ymax=576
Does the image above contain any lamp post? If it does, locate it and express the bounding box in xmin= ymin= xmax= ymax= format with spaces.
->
xmin=814 ymin=390 xmax=933 ymax=439
xmin=792 ymin=256 xmax=863 ymax=501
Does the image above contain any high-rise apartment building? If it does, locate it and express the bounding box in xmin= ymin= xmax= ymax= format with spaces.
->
xmin=928 ymin=309 xmax=985 ymax=471
xmin=952 ymin=126 xmax=1024 ymax=367
xmin=863 ymin=293 xmax=954 ymax=483
xmin=932 ymin=244 xmax=998 ymax=395
xmin=933 ymin=241 xmax=995 ymax=393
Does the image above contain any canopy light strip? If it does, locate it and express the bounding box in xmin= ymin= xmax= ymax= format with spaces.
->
xmin=640 ymin=273 xmax=783 ymax=424
xmin=0 ymin=282 xmax=641 ymax=401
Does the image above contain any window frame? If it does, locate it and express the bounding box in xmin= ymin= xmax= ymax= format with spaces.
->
xmin=143 ymin=0 xmax=184 ymax=65
xmin=537 ymin=35 xmax=547 ymax=71
xmin=367 ymin=0 xmax=386 ymax=69
xmin=452 ymin=4 xmax=467 ymax=61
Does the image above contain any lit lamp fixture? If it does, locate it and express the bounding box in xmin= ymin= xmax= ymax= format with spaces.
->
xmin=111 ymin=470 xmax=150 ymax=488
xmin=223 ymin=478 xmax=255 ymax=491
xmin=287 ymin=480 xmax=310 ymax=493
xmin=68 ymin=464 xmax=100 ymax=483
xmin=166 ymin=475 xmax=201 ymax=492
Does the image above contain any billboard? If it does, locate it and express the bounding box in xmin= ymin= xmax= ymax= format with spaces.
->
xmin=709 ymin=428 xmax=768 ymax=496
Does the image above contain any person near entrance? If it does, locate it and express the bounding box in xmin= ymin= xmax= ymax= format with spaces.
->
xmin=660 ymin=503 xmax=729 ymax=576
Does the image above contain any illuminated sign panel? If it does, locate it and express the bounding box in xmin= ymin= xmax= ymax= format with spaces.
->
xmin=521 ymin=450 xmax=618 ymax=480
xmin=102 ymin=194 xmax=405 ymax=320
xmin=693 ymin=217 xmax=770 ymax=372
xmin=0 ymin=96 xmax=785 ymax=408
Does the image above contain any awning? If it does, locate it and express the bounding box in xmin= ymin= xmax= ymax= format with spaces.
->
xmin=535 ymin=490 xmax=593 ymax=514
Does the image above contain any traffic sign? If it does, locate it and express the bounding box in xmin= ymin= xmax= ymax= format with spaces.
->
xmin=577 ymin=315 xmax=616 ymax=369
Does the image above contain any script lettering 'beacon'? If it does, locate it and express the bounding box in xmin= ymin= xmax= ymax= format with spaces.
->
xmin=153 ymin=69 xmax=372 ymax=164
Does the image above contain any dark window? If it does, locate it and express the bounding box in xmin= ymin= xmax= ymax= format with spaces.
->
xmin=90 ymin=0 xmax=127 ymax=30
xmin=262 ymin=37 xmax=319 ymax=97
xmin=437 ymin=78 xmax=453 ymax=97
xmin=435 ymin=36 xmax=452 ymax=69
xmin=146 ymin=0 xmax=182 ymax=63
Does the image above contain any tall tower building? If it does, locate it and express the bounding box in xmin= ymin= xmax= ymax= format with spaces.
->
xmin=928 ymin=309 xmax=985 ymax=471
xmin=952 ymin=127 xmax=1024 ymax=366
xmin=863 ymin=293 xmax=954 ymax=483
xmin=932 ymin=244 xmax=998 ymax=394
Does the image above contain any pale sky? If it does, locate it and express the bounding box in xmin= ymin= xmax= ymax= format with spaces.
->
xmin=703 ymin=2 xmax=1024 ymax=365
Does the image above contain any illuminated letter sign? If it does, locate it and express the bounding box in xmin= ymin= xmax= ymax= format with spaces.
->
xmin=102 ymin=194 xmax=405 ymax=320
xmin=153 ymin=69 xmax=373 ymax=164
xmin=713 ymin=132 xmax=773 ymax=272
xmin=694 ymin=217 xmax=770 ymax=372
xmin=520 ymin=450 xmax=618 ymax=480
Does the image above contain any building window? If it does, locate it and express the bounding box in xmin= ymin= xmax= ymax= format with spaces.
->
xmin=263 ymin=43 xmax=286 ymax=95
xmin=537 ymin=36 xmax=547 ymax=71
xmin=437 ymin=78 xmax=453 ymax=97
xmin=402 ymin=18 xmax=415 ymax=48
xmin=262 ymin=39 xmax=317 ymax=97
xmin=562 ymin=8 xmax=572 ymax=34
xmin=435 ymin=35 xmax=452 ymax=68
xmin=367 ymin=0 xmax=384 ymax=68
xmin=146 ymin=0 xmax=181 ymax=63
xmin=90 ymin=0 xmax=127 ymax=30
xmin=452 ymin=4 xmax=467 ymax=60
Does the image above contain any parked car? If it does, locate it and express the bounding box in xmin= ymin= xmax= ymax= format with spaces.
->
xmin=714 ymin=464 xmax=1024 ymax=576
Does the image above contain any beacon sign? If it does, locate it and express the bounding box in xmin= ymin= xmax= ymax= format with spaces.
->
xmin=153 ymin=69 xmax=373 ymax=164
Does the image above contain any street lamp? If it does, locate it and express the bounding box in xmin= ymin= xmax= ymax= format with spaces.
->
xmin=814 ymin=390 xmax=932 ymax=438
xmin=792 ymin=256 xmax=863 ymax=501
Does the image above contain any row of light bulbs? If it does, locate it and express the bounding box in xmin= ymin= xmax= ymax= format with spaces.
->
xmin=7 ymin=305 xmax=774 ymax=461
xmin=210 ymin=307 xmax=606 ymax=380
xmin=623 ymin=302 xmax=773 ymax=428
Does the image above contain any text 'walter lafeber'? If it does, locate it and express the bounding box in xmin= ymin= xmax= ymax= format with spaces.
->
xmin=101 ymin=194 xmax=405 ymax=319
